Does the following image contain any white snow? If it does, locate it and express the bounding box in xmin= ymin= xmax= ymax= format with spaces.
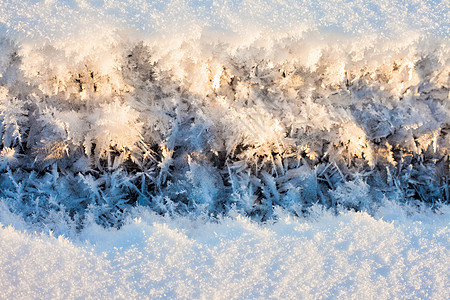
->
xmin=0 ymin=204 xmax=448 ymax=299
xmin=0 ymin=1 xmax=448 ymax=298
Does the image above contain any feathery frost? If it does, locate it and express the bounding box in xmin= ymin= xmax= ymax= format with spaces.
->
xmin=0 ymin=0 xmax=448 ymax=228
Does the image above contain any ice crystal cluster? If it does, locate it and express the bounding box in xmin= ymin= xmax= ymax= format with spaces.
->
xmin=0 ymin=0 xmax=448 ymax=229
xmin=0 ymin=1 xmax=449 ymax=299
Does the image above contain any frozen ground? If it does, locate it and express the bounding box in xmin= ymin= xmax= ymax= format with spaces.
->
xmin=0 ymin=0 xmax=449 ymax=298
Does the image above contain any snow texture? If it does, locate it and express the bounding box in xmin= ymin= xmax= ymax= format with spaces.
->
xmin=0 ymin=204 xmax=449 ymax=299
xmin=0 ymin=1 xmax=448 ymax=297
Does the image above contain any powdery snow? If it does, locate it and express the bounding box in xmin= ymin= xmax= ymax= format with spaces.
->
xmin=0 ymin=204 xmax=448 ymax=299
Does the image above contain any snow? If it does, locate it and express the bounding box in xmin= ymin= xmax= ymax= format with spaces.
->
xmin=0 ymin=0 xmax=448 ymax=298
xmin=0 ymin=204 xmax=448 ymax=299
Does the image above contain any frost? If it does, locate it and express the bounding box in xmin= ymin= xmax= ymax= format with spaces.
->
xmin=0 ymin=147 xmax=18 ymax=170
xmin=331 ymin=178 xmax=370 ymax=208
xmin=0 ymin=87 xmax=28 ymax=148
xmin=0 ymin=0 xmax=447 ymax=226
xmin=0 ymin=1 xmax=448 ymax=298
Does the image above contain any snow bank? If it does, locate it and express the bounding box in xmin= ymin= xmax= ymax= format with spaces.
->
xmin=0 ymin=204 xmax=448 ymax=299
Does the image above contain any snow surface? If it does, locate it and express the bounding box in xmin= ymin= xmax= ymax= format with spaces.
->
xmin=0 ymin=203 xmax=449 ymax=299
xmin=0 ymin=0 xmax=449 ymax=298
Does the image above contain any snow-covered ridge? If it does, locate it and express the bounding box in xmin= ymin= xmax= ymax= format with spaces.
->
xmin=0 ymin=1 xmax=449 ymax=228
